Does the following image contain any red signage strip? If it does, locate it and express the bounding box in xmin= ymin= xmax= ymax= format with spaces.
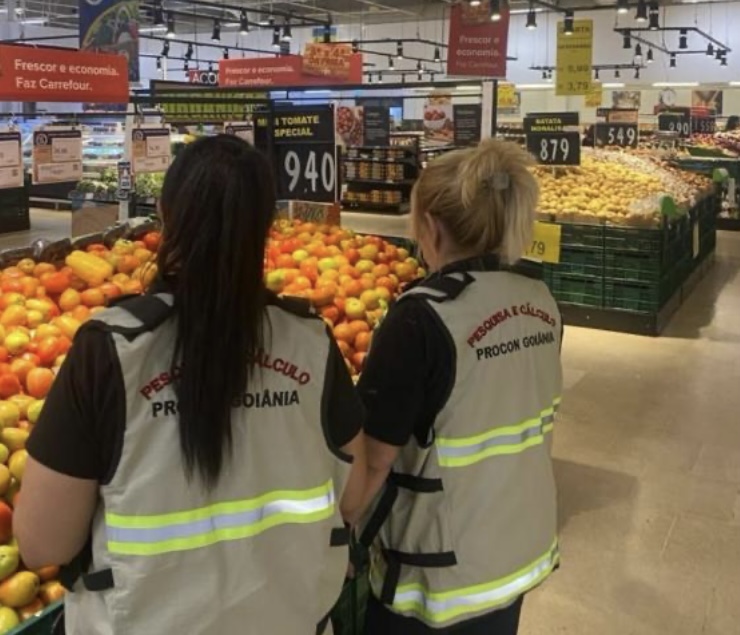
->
xmin=0 ymin=44 xmax=129 ymax=103
xmin=447 ymin=0 xmax=510 ymax=78
xmin=219 ymin=52 xmax=363 ymax=88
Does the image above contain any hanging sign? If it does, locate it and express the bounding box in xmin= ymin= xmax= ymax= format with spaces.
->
xmin=363 ymin=107 xmax=390 ymax=147
xmin=224 ymin=122 xmax=254 ymax=144
xmin=453 ymin=104 xmax=482 ymax=147
xmin=188 ymin=69 xmax=219 ymax=85
xmin=524 ymin=113 xmax=581 ymax=166
xmin=219 ymin=48 xmax=363 ymax=88
xmin=0 ymin=130 xmax=24 ymax=190
xmin=447 ymin=0 xmax=509 ymax=78
xmin=131 ymin=127 xmax=171 ymax=173
xmin=555 ymin=19 xmax=593 ymax=96
xmin=32 ymin=128 xmax=82 ymax=184
xmin=79 ymin=0 xmax=139 ymax=82
xmin=597 ymin=108 xmax=639 ymax=124
xmin=272 ymin=106 xmax=337 ymax=203
xmin=594 ymin=122 xmax=638 ymax=148
xmin=658 ymin=111 xmax=690 ymax=137
xmin=524 ymin=221 xmax=562 ymax=264
xmin=0 ymin=44 xmax=129 ymax=103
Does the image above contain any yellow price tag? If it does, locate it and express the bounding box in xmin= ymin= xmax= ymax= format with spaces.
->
xmin=525 ymin=222 xmax=561 ymax=263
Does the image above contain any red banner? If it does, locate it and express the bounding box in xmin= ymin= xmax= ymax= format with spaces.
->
xmin=219 ymin=51 xmax=363 ymax=88
xmin=0 ymin=44 xmax=129 ymax=103
xmin=447 ymin=0 xmax=510 ymax=78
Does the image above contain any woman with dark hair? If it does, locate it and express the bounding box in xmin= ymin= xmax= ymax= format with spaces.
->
xmin=15 ymin=135 xmax=367 ymax=634
xmin=726 ymin=115 xmax=740 ymax=131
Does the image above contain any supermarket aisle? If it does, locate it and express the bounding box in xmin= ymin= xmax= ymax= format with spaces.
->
xmin=522 ymin=231 xmax=740 ymax=635
xmin=0 ymin=209 xmax=71 ymax=251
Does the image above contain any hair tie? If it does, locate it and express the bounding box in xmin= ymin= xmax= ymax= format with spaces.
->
xmin=485 ymin=172 xmax=510 ymax=191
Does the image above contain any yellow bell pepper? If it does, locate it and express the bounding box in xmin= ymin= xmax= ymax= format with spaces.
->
xmin=65 ymin=250 xmax=114 ymax=287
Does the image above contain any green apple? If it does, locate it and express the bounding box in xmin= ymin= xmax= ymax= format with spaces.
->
xmin=318 ymin=257 xmax=338 ymax=273
xmin=3 ymin=332 xmax=29 ymax=357
xmin=292 ymin=249 xmax=310 ymax=263
xmin=0 ymin=546 xmax=19 ymax=583
xmin=355 ymin=259 xmax=374 ymax=275
xmin=265 ymin=269 xmax=286 ymax=293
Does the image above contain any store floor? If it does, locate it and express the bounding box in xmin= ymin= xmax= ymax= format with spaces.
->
xmin=6 ymin=210 xmax=740 ymax=634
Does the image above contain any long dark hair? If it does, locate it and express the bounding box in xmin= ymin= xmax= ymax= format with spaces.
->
xmin=157 ymin=135 xmax=276 ymax=488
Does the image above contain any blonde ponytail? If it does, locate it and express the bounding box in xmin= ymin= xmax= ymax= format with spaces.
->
xmin=412 ymin=138 xmax=539 ymax=264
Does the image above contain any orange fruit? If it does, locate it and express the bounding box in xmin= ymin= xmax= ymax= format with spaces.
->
xmin=333 ymin=323 xmax=355 ymax=344
xmin=355 ymin=331 xmax=372 ymax=353
xmin=0 ymin=374 xmax=21 ymax=399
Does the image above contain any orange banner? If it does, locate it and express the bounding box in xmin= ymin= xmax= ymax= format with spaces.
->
xmin=0 ymin=44 xmax=129 ymax=103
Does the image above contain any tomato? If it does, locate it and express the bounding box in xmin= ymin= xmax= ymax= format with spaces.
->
xmin=142 ymin=231 xmax=162 ymax=251
xmin=9 ymin=359 xmax=35 ymax=384
xmin=80 ymin=288 xmax=105 ymax=308
xmin=0 ymin=374 xmax=21 ymax=399
xmin=20 ymin=352 xmax=41 ymax=367
xmin=37 ymin=337 xmax=61 ymax=367
xmin=0 ymin=348 xmax=7 ymax=363
xmin=26 ymin=367 xmax=54 ymax=399
xmin=99 ymin=282 xmax=122 ymax=302
xmin=42 ymin=271 xmax=71 ymax=295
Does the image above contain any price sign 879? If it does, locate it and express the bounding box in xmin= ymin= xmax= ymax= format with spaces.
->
xmin=527 ymin=131 xmax=581 ymax=166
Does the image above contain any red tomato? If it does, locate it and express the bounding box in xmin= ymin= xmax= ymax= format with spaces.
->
xmin=142 ymin=231 xmax=162 ymax=251
xmin=37 ymin=337 xmax=61 ymax=367
xmin=0 ymin=373 xmax=21 ymax=398
xmin=42 ymin=271 xmax=71 ymax=295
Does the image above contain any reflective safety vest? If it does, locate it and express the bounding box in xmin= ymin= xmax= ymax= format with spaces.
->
xmin=62 ymin=293 xmax=351 ymax=635
xmin=361 ymin=268 xmax=563 ymax=629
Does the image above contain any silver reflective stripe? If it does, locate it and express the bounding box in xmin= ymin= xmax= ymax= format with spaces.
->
xmin=107 ymin=491 xmax=335 ymax=544
xmin=437 ymin=421 xmax=546 ymax=460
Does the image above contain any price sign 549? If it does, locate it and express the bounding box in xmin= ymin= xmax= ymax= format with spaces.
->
xmin=527 ymin=131 xmax=581 ymax=166
xmin=278 ymin=144 xmax=337 ymax=203
xmin=594 ymin=123 xmax=638 ymax=148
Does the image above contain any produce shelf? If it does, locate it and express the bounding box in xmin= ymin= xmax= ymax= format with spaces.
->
xmin=341 ymin=200 xmax=409 ymax=214
xmin=344 ymin=178 xmax=416 ymax=187
xmin=7 ymin=601 xmax=63 ymax=635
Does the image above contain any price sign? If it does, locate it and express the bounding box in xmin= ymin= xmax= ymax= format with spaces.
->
xmin=278 ymin=145 xmax=336 ymax=201
xmin=32 ymin=128 xmax=82 ymax=185
xmin=524 ymin=222 xmax=562 ymax=264
xmin=692 ymin=117 xmax=716 ymax=135
xmin=594 ymin=123 xmax=638 ymax=148
xmin=272 ymin=105 xmax=337 ymax=203
xmin=658 ymin=113 xmax=690 ymax=138
xmin=527 ymin=132 xmax=581 ymax=166
xmin=0 ymin=131 xmax=23 ymax=190
xmin=132 ymin=127 xmax=171 ymax=174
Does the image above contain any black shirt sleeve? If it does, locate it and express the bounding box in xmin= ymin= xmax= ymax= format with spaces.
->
xmin=26 ymin=326 xmax=126 ymax=482
xmin=357 ymin=299 xmax=454 ymax=447
xmin=323 ymin=336 xmax=365 ymax=449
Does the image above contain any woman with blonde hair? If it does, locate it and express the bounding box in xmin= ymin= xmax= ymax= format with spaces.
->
xmin=354 ymin=138 xmax=563 ymax=634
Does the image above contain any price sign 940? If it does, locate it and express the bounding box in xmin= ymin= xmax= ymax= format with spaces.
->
xmin=279 ymin=144 xmax=336 ymax=203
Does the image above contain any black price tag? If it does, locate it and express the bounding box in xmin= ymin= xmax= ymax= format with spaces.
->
xmin=594 ymin=123 xmax=639 ymax=148
xmin=658 ymin=113 xmax=691 ymax=138
xmin=277 ymin=144 xmax=337 ymax=203
xmin=692 ymin=117 xmax=716 ymax=135
xmin=526 ymin=132 xmax=581 ymax=166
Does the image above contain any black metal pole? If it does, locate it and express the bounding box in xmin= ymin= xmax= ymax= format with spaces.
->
xmin=492 ymin=79 xmax=499 ymax=138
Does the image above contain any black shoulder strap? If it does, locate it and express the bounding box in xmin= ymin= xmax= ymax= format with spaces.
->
xmin=506 ymin=259 xmax=545 ymax=281
xmin=59 ymin=538 xmax=114 ymax=593
xmin=399 ymin=271 xmax=475 ymax=304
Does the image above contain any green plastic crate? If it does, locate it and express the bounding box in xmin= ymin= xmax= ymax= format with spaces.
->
xmin=558 ymin=223 xmax=605 ymax=249
xmin=545 ymin=271 xmax=603 ymax=308
xmin=604 ymin=226 xmax=665 ymax=254
xmin=605 ymin=251 xmax=663 ymax=283
xmin=603 ymin=279 xmax=673 ymax=313
xmin=8 ymin=601 xmax=62 ymax=635
xmin=552 ymin=247 xmax=604 ymax=277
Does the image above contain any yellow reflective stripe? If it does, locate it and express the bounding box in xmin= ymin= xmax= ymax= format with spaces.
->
xmin=437 ymin=436 xmax=547 ymax=468
xmin=106 ymin=479 xmax=334 ymax=529
xmin=108 ymin=507 xmax=335 ymax=557
xmin=390 ymin=540 xmax=559 ymax=625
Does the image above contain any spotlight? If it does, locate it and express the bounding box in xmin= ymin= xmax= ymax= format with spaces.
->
xmin=670 ymin=53 xmax=676 ymax=68
xmin=623 ymin=31 xmax=631 ymax=49
xmin=636 ymin=0 xmax=647 ymax=22
xmin=430 ymin=72 xmax=436 ymax=82
xmin=715 ymin=48 xmax=723 ymax=60
xmin=161 ymin=40 xmax=170 ymax=57
xmin=223 ymin=47 xmax=229 ymax=59
xmin=396 ymin=40 xmax=404 ymax=59
xmin=721 ymin=55 xmax=728 ymax=67
xmin=323 ymin=16 xmax=332 ymax=43
xmin=634 ymin=67 xmax=640 ymax=79
xmin=282 ymin=19 xmax=292 ymax=42
xmin=470 ymin=0 xmax=481 ymax=6
xmin=183 ymin=60 xmax=189 ymax=72
xmin=615 ymin=69 xmax=621 ymax=78
xmin=211 ymin=19 xmax=221 ymax=42
xmin=490 ymin=0 xmax=501 ymax=22
xmin=185 ymin=43 xmax=193 ymax=59
xmin=272 ymin=28 xmax=281 ymax=48
xmin=542 ymin=70 xmax=547 ymax=80
xmin=388 ymin=56 xmax=395 ymax=70
xmin=434 ymin=47 xmax=441 ymax=63
xmin=595 ymin=68 xmax=600 ymax=80
xmin=634 ymin=43 xmax=643 ymax=64
xmin=526 ymin=2 xmax=537 ymax=29
xmin=165 ymin=12 xmax=175 ymax=38
xmin=564 ymin=10 xmax=574 ymax=35
xmin=368 ymin=73 xmax=373 ymax=84
xmin=706 ymin=42 xmax=714 ymax=56
xmin=378 ymin=71 xmax=383 ymax=84
xmin=153 ymin=2 xmax=164 ymax=27
xmin=648 ymin=2 xmax=659 ymax=30
xmin=678 ymin=29 xmax=687 ymax=50
xmin=617 ymin=0 xmax=628 ymax=14
xmin=156 ymin=56 xmax=162 ymax=70
xmin=546 ymin=70 xmax=553 ymax=82
xmin=239 ymin=10 xmax=249 ymax=35
xmin=647 ymin=48 xmax=654 ymax=63
xmin=352 ymin=39 xmax=359 ymax=53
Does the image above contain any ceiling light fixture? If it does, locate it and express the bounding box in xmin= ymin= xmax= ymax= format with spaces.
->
xmin=323 ymin=15 xmax=332 ymax=43
xmin=153 ymin=2 xmax=164 ymax=27
xmin=595 ymin=68 xmax=600 ymax=79
xmin=647 ymin=48 xmax=654 ymax=63
xmin=470 ymin=0 xmax=481 ymax=6
xmin=388 ymin=55 xmax=395 ymax=70
xmin=272 ymin=28 xmax=281 ymax=48
xmin=239 ymin=10 xmax=249 ymax=35
xmin=634 ymin=43 xmax=643 ymax=64
xmin=648 ymin=2 xmax=659 ymax=30
xmin=490 ymin=0 xmax=502 ymax=22
xmin=434 ymin=47 xmax=441 ymax=63
xmin=378 ymin=71 xmax=383 ymax=83
xmin=211 ymin=18 xmax=221 ymax=42
xmin=721 ymin=55 xmax=728 ymax=67
xmin=185 ymin=43 xmax=193 ymax=59
xmin=352 ymin=39 xmax=359 ymax=53
xmin=156 ymin=56 xmax=162 ymax=70
xmin=617 ymin=0 xmax=629 ymax=15
xmin=623 ymin=31 xmax=631 ymax=49
xmin=615 ymin=69 xmax=621 ymax=78
xmin=636 ymin=0 xmax=648 ymax=22
xmin=165 ymin=12 xmax=175 ymax=39
xmin=161 ymin=41 xmax=170 ymax=57
xmin=282 ymin=19 xmax=292 ymax=42
xmin=634 ymin=67 xmax=641 ymax=79
xmin=397 ymin=41 xmax=404 ymax=59
xmin=526 ymin=2 xmax=537 ymax=29
xmin=706 ymin=42 xmax=714 ymax=56
xmin=564 ymin=10 xmax=574 ymax=35
xmin=669 ymin=53 xmax=676 ymax=68
xmin=678 ymin=29 xmax=687 ymax=50
xmin=223 ymin=47 xmax=229 ymax=59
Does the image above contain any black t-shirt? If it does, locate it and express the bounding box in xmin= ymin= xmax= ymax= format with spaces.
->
xmin=358 ymin=255 xmax=550 ymax=447
xmin=27 ymin=304 xmax=364 ymax=482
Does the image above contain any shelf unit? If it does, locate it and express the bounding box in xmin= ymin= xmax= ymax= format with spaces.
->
xmin=341 ymin=140 xmax=420 ymax=216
